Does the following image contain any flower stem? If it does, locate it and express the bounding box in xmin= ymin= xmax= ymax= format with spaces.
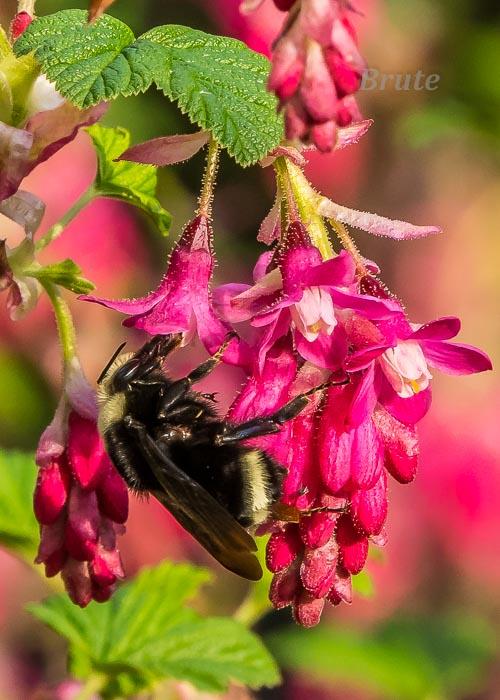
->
xmin=198 ymin=137 xmax=220 ymax=218
xmin=329 ymin=219 xmax=368 ymax=276
xmin=233 ymin=587 xmax=272 ymax=627
xmin=17 ymin=0 xmax=36 ymax=14
xmin=35 ymin=185 xmax=96 ymax=252
xmin=41 ymin=280 xmax=77 ymax=368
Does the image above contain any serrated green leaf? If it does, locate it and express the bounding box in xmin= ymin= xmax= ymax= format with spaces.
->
xmin=27 ymin=259 xmax=95 ymax=295
xmin=0 ymin=451 xmax=39 ymax=558
xmin=142 ymin=25 xmax=283 ymax=166
xmin=87 ymin=123 xmax=172 ymax=234
xmin=29 ymin=561 xmax=277 ymax=696
xmin=145 ymin=617 xmax=280 ymax=692
xmin=14 ymin=10 xmax=163 ymax=109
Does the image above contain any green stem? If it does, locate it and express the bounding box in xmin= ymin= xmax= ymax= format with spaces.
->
xmin=233 ymin=588 xmax=272 ymax=627
xmin=197 ymin=137 xmax=220 ymax=218
xmin=35 ymin=185 xmax=96 ymax=252
xmin=18 ymin=0 xmax=36 ymax=15
xmin=73 ymin=673 xmax=106 ymax=700
xmin=42 ymin=280 xmax=77 ymax=368
xmin=329 ymin=219 xmax=368 ymax=276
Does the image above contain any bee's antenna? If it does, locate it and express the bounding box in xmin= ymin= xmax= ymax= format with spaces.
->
xmin=97 ymin=341 xmax=127 ymax=385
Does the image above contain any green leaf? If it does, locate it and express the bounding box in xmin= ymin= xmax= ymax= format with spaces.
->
xmin=29 ymin=561 xmax=279 ymax=698
xmin=27 ymin=259 xmax=95 ymax=295
xmin=142 ymin=25 xmax=283 ymax=166
xmin=87 ymin=124 xmax=171 ymax=234
xmin=267 ymin=615 xmax=496 ymax=700
xmin=14 ymin=10 xmax=283 ymax=166
xmin=0 ymin=451 xmax=39 ymax=559
xmin=14 ymin=10 xmax=163 ymax=109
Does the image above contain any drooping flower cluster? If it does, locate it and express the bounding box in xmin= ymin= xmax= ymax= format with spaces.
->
xmin=79 ymin=144 xmax=491 ymax=623
xmin=243 ymin=0 xmax=367 ymax=151
xmin=34 ymin=359 xmax=128 ymax=606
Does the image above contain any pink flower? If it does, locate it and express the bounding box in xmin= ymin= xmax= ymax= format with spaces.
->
xmin=0 ymin=237 xmax=42 ymax=320
xmin=81 ymin=215 xmax=251 ymax=367
xmin=267 ymin=0 xmax=366 ymax=151
xmin=215 ymin=221 xmax=400 ymax=370
xmin=34 ymin=360 xmax=128 ymax=606
xmin=348 ymin=312 xmax=492 ymax=424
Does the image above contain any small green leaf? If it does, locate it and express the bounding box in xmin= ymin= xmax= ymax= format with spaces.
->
xmin=29 ymin=561 xmax=279 ymax=698
xmin=14 ymin=10 xmax=163 ymax=109
xmin=142 ymin=25 xmax=283 ymax=166
xmin=0 ymin=451 xmax=39 ymax=559
xmin=87 ymin=123 xmax=172 ymax=234
xmin=27 ymin=259 xmax=95 ymax=295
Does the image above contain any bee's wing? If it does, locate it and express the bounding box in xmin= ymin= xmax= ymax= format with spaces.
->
xmin=142 ymin=433 xmax=263 ymax=581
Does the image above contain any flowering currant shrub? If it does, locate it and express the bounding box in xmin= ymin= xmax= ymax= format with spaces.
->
xmin=0 ymin=0 xmax=493 ymax=696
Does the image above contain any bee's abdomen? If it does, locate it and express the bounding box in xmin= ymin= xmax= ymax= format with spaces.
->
xmin=104 ymin=422 xmax=158 ymax=493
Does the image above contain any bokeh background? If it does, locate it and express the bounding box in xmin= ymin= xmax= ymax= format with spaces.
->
xmin=0 ymin=0 xmax=498 ymax=698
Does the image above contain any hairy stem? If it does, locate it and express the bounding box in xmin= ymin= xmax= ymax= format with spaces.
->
xmin=198 ymin=137 xmax=220 ymax=218
xmin=42 ymin=280 xmax=77 ymax=368
xmin=17 ymin=0 xmax=36 ymax=14
xmin=35 ymin=185 xmax=96 ymax=252
xmin=329 ymin=219 xmax=368 ymax=276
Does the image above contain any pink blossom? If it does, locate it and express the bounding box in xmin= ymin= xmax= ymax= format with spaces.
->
xmin=215 ymin=221 xmax=400 ymax=370
xmin=81 ymin=215 xmax=251 ymax=367
xmin=266 ymin=0 xmax=366 ymax=151
xmin=10 ymin=11 xmax=33 ymax=40
xmin=34 ymin=360 xmax=128 ymax=606
xmin=348 ymin=311 xmax=492 ymax=424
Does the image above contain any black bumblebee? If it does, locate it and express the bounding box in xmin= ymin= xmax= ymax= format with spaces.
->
xmin=98 ymin=333 xmax=345 ymax=580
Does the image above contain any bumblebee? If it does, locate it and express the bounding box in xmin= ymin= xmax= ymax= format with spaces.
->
xmin=98 ymin=333 xmax=345 ymax=580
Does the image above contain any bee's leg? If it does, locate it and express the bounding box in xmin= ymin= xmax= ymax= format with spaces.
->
xmin=217 ymin=376 xmax=349 ymax=445
xmin=158 ymin=333 xmax=236 ymax=418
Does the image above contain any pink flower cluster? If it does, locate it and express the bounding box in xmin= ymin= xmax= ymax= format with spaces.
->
xmin=244 ymin=0 xmax=366 ymax=151
xmin=80 ymin=156 xmax=491 ymax=624
xmin=34 ymin=362 xmax=128 ymax=607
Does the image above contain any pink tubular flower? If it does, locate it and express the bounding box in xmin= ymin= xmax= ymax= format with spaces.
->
xmin=34 ymin=359 xmax=128 ymax=606
xmin=215 ymin=220 xmax=400 ymax=371
xmin=10 ymin=11 xmax=33 ymax=39
xmin=81 ymin=215 xmax=251 ymax=367
xmin=266 ymin=0 xmax=366 ymax=151
xmin=347 ymin=311 xmax=493 ymax=424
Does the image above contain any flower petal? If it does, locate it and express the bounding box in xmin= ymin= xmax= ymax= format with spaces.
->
xmin=410 ymin=316 xmax=461 ymax=341
xmin=257 ymin=195 xmax=281 ymax=245
xmin=421 ymin=340 xmax=492 ymax=375
xmin=318 ymin=198 xmax=442 ymax=240
xmin=335 ymin=119 xmax=373 ymax=150
xmin=0 ymin=190 xmax=46 ymax=237
xmin=379 ymin=371 xmax=432 ymax=425
xmin=336 ymin=514 xmax=368 ymax=574
xmin=351 ymin=470 xmax=388 ymax=536
xmin=303 ymin=250 xmax=356 ymax=287
xmin=295 ymin=324 xmax=348 ymax=369
xmin=330 ymin=287 xmax=400 ymax=319
xmin=0 ymin=121 xmax=33 ymax=201
xmin=119 ymin=131 xmax=209 ymax=166
xmin=373 ymin=407 xmax=419 ymax=484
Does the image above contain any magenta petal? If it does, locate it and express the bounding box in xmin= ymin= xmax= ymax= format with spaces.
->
xmin=96 ymin=463 xmax=129 ymax=524
xmin=319 ymin=199 xmax=442 ymax=240
xmin=330 ymin=288 xmax=400 ymax=319
xmin=253 ymin=251 xmax=274 ymax=282
xmin=213 ymin=284 xmax=253 ymax=322
xmin=65 ymin=487 xmax=100 ymax=561
xmin=346 ymin=345 xmax=390 ymax=372
xmin=300 ymin=511 xmax=338 ymax=549
xmin=351 ymin=470 xmax=388 ymax=536
xmin=378 ymin=371 xmax=432 ymax=425
xmin=336 ymin=514 xmax=368 ymax=574
xmin=257 ymin=197 xmax=281 ymax=245
xmin=256 ymin=310 xmax=291 ymax=374
xmin=119 ymin=131 xmax=209 ymax=166
xmin=374 ymin=408 xmax=419 ymax=484
xmin=67 ymin=412 xmax=108 ymax=489
xmin=303 ymin=250 xmax=356 ymax=287
xmin=34 ymin=457 xmax=70 ymax=525
xmin=270 ymin=561 xmax=301 ymax=610
xmin=293 ymin=590 xmax=325 ymax=628
xmin=81 ymin=282 xmax=163 ymax=315
xmin=267 ymin=527 xmax=302 ymax=573
xmin=347 ymin=364 xmax=377 ymax=428
xmin=295 ymin=325 xmax=348 ymax=370
xmin=300 ymin=539 xmax=338 ymax=598
xmin=410 ymin=316 xmax=461 ymax=341
xmin=350 ymin=419 xmax=383 ymax=490
xmin=421 ymin=340 xmax=493 ymax=375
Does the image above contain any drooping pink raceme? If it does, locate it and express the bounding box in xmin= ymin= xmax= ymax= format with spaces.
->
xmin=81 ymin=215 xmax=252 ymax=368
xmin=260 ymin=0 xmax=367 ymax=151
xmin=34 ymin=359 xmax=128 ymax=606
